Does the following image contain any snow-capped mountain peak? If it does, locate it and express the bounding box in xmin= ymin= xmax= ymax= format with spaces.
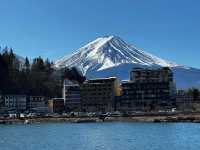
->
xmin=55 ymin=35 xmax=200 ymax=88
xmin=55 ymin=35 xmax=178 ymax=74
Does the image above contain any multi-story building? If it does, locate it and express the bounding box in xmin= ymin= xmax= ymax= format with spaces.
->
xmin=63 ymin=79 xmax=81 ymax=111
xmin=0 ymin=94 xmax=3 ymax=107
xmin=29 ymin=96 xmax=48 ymax=113
xmin=48 ymin=98 xmax=64 ymax=114
xmin=80 ymin=77 xmax=120 ymax=112
xmin=4 ymin=95 xmax=27 ymax=112
xmin=130 ymin=67 xmax=174 ymax=83
xmin=0 ymin=94 xmax=4 ymax=113
xmin=119 ymin=67 xmax=176 ymax=111
xmin=176 ymin=90 xmax=193 ymax=106
xmin=29 ymin=96 xmax=46 ymax=109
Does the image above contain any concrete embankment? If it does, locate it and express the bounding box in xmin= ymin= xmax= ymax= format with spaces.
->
xmin=1 ymin=113 xmax=200 ymax=124
xmin=0 ymin=117 xmax=102 ymax=124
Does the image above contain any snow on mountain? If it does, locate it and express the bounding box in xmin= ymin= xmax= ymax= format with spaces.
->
xmin=55 ymin=35 xmax=200 ymax=89
xmin=16 ymin=54 xmax=25 ymax=63
xmin=55 ymin=36 xmax=178 ymax=73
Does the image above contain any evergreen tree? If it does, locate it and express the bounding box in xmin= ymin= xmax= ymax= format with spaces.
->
xmin=0 ymin=54 xmax=9 ymax=93
xmin=0 ymin=47 xmax=82 ymax=97
xmin=187 ymin=87 xmax=200 ymax=101
xmin=24 ymin=57 xmax=30 ymax=72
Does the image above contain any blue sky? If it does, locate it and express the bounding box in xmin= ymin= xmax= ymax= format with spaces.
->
xmin=0 ymin=0 xmax=200 ymax=68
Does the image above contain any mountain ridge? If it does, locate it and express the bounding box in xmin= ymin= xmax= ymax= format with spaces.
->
xmin=55 ymin=36 xmax=180 ymax=72
xmin=55 ymin=35 xmax=200 ymax=89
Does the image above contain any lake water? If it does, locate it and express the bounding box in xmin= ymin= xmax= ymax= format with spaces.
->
xmin=0 ymin=122 xmax=200 ymax=150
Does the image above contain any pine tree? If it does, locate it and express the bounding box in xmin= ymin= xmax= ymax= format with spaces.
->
xmin=0 ymin=54 xmax=9 ymax=93
xmin=24 ymin=57 xmax=30 ymax=72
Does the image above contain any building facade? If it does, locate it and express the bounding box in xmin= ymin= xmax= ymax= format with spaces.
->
xmin=80 ymin=77 xmax=120 ymax=112
xmin=29 ymin=96 xmax=46 ymax=109
xmin=4 ymin=95 xmax=27 ymax=112
xmin=130 ymin=67 xmax=174 ymax=83
xmin=0 ymin=94 xmax=5 ymax=113
xmin=119 ymin=67 xmax=176 ymax=111
xmin=63 ymin=79 xmax=81 ymax=111
xmin=29 ymin=96 xmax=48 ymax=113
xmin=48 ymin=98 xmax=64 ymax=114
xmin=176 ymin=90 xmax=193 ymax=105
xmin=0 ymin=94 xmax=3 ymax=108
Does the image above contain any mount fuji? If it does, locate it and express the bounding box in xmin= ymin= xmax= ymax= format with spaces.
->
xmin=55 ymin=35 xmax=200 ymax=89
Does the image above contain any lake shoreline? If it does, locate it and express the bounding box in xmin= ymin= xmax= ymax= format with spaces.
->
xmin=1 ymin=112 xmax=200 ymax=124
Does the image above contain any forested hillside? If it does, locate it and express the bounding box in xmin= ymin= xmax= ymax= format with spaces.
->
xmin=0 ymin=47 xmax=61 ymax=97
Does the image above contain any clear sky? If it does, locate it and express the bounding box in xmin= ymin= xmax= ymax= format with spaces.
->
xmin=0 ymin=0 xmax=200 ymax=68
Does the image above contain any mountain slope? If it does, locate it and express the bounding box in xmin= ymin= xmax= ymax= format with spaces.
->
xmin=55 ymin=35 xmax=200 ymax=89
xmin=55 ymin=36 xmax=178 ymax=73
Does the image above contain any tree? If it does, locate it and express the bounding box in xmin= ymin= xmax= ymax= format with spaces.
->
xmin=0 ymin=47 xmax=71 ymax=97
xmin=62 ymin=67 xmax=86 ymax=84
xmin=187 ymin=87 xmax=200 ymax=101
xmin=24 ymin=57 xmax=30 ymax=72
xmin=0 ymin=54 xmax=9 ymax=92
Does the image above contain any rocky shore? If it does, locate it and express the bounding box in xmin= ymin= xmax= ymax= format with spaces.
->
xmin=1 ymin=112 xmax=200 ymax=124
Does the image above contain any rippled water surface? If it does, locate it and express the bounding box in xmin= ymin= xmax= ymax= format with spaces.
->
xmin=0 ymin=122 xmax=200 ymax=150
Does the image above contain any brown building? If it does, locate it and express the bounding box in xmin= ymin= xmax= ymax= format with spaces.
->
xmin=80 ymin=77 xmax=120 ymax=112
xmin=130 ymin=67 xmax=173 ymax=83
xmin=48 ymin=98 xmax=64 ymax=114
xmin=119 ymin=67 xmax=176 ymax=111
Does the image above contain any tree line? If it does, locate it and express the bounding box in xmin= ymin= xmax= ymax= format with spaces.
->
xmin=0 ymin=47 xmax=85 ymax=97
xmin=186 ymin=88 xmax=200 ymax=101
